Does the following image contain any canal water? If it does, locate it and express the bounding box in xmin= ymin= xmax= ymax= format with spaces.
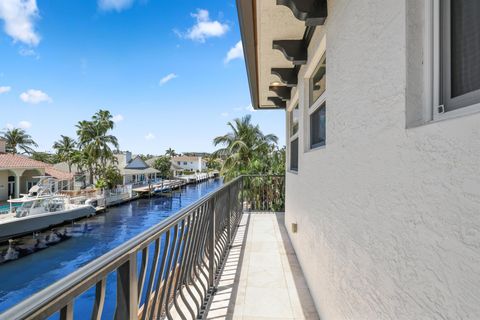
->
xmin=0 ymin=178 xmax=223 ymax=317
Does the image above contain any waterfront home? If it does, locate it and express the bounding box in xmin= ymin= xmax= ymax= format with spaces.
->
xmin=54 ymin=151 xmax=160 ymax=187
xmin=115 ymin=152 xmax=160 ymax=184
xmin=0 ymin=138 xmax=73 ymax=201
xmin=233 ymin=0 xmax=480 ymax=318
xmin=145 ymin=157 xmax=183 ymax=177
xmin=171 ymin=155 xmax=207 ymax=172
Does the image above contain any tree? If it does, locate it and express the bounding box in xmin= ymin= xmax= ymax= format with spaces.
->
xmin=31 ymin=152 xmax=59 ymax=164
xmin=205 ymin=155 xmax=221 ymax=171
xmin=139 ymin=154 xmax=155 ymax=161
xmin=71 ymin=150 xmax=89 ymax=188
xmin=102 ymin=165 xmax=123 ymax=189
xmin=1 ymin=128 xmax=38 ymax=155
xmin=76 ymin=110 xmax=119 ymax=184
xmin=165 ymin=148 xmax=177 ymax=157
xmin=53 ymin=135 xmax=77 ymax=172
xmin=213 ymin=115 xmax=279 ymax=181
xmin=152 ymin=156 xmax=172 ymax=179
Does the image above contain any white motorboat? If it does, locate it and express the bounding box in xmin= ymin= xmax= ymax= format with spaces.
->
xmin=0 ymin=177 xmax=96 ymax=242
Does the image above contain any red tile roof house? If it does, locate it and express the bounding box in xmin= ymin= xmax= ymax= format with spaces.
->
xmin=0 ymin=138 xmax=73 ymax=203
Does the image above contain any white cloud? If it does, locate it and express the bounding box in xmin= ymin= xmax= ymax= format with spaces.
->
xmin=144 ymin=133 xmax=155 ymax=140
xmin=18 ymin=120 xmax=31 ymax=129
xmin=0 ymin=86 xmax=11 ymax=94
xmin=183 ymin=9 xmax=229 ymax=43
xmin=159 ymin=73 xmax=178 ymax=86
xmin=112 ymin=114 xmax=124 ymax=123
xmin=246 ymin=104 xmax=256 ymax=113
xmin=19 ymin=89 xmax=52 ymax=104
xmin=220 ymin=112 xmax=229 ymax=117
xmin=98 ymin=0 xmax=135 ymax=12
xmin=224 ymin=41 xmax=243 ymax=64
xmin=0 ymin=0 xmax=40 ymax=46
xmin=4 ymin=121 xmax=31 ymax=129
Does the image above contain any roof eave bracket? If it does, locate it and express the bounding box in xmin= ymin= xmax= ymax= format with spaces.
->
xmin=267 ymin=97 xmax=287 ymax=109
xmin=271 ymin=68 xmax=298 ymax=87
xmin=269 ymin=85 xmax=292 ymax=100
xmin=272 ymin=40 xmax=307 ymax=65
xmin=276 ymin=0 xmax=328 ymax=26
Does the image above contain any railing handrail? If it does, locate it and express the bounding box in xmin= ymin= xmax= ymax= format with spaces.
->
xmin=0 ymin=176 xmax=246 ymax=320
xmin=0 ymin=174 xmax=285 ymax=320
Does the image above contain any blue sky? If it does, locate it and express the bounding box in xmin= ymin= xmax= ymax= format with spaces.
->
xmin=0 ymin=0 xmax=285 ymax=154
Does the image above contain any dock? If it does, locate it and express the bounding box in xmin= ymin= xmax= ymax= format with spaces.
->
xmin=175 ymin=171 xmax=219 ymax=184
xmin=132 ymin=179 xmax=186 ymax=196
xmin=64 ymin=173 xmax=220 ymax=211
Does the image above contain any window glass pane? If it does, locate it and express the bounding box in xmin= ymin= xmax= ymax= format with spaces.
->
xmin=289 ymin=105 xmax=299 ymax=137
xmin=310 ymin=103 xmax=326 ymax=148
xmin=290 ymin=138 xmax=298 ymax=171
xmin=451 ymin=1 xmax=480 ymax=98
xmin=310 ymin=54 xmax=326 ymax=106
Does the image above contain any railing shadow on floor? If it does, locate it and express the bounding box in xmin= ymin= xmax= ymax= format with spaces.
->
xmin=204 ymin=213 xmax=252 ymax=320
xmin=204 ymin=212 xmax=319 ymax=320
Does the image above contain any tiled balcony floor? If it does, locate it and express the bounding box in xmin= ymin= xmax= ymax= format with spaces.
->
xmin=206 ymin=213 xmax=319 ymax=320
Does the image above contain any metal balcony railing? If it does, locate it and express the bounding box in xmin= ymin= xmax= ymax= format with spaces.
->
xmin=0 ymin=175 xmax=285 ymax=320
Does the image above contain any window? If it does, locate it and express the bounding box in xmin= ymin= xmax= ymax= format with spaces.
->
xmin=26 ymin=181 xmax=35 ymax=191
xmin=310 ymin=54 xmax=326 ymax=108
xmin=183 ymin=162 xmax=187 ymax=165
xmin=288 ymin=104 xmax=299 ymax=172
xmin=289 ymin=105 xmax=299 ymax=137
xmin=290 ymin=138 xmax=299 ymax=171
xmin=310 ymin=103 xmax=326 ymax=148
xmin=440 ymin=0 xmax=480 ymax=112
xmin=308 ymin=53 xmax=327 ymax=149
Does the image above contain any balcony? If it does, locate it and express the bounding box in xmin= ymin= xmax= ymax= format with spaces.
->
xmin=0 ymin=176 xmax=318 ymax=320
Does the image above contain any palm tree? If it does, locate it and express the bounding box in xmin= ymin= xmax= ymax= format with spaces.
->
xmin=53 ymin=135 xmax=77 ymax=173
xmin=213 ymin=115 xmax=278 ymax=181
xmin=76 ymin=110 xmax=119 ymax=185
xmin=71 ymin=150 xmax=89 ymax=188
xmin=205 ymin=155 xmax=221 ymax=171
xmin=92 ymin=109 xmax=114 ymax=132
xmin=165 ymin=148 xmax=177 ymax=157
xmin=1 ymin=128 xmax=38 ymax=155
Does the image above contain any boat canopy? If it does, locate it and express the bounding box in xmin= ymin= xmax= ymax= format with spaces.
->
xmin=7 ymin=195 xmax=57 ymax=203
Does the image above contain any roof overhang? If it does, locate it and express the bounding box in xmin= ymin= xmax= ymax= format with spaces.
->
xmin=236 ymin=0 xmax=327 ymax=110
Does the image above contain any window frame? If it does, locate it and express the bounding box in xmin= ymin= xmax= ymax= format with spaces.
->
xmin=428 ymin=0 xmax=480 ymax=121
xmin=306 ymin=53 xmax=327 ymax=151
xmin=287 ymin=103 xmax=300 ymax=173
xmin=309 ymin=102 xmax=326 ymax=149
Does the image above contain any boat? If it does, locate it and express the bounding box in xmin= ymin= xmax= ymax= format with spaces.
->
xmin=0 ymin=177 xmax=96 ymax=242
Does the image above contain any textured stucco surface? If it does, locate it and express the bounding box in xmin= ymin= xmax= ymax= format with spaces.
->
xmin=284 ymin=0 xmax=480 ymax=319
xmin=0 ymin=171 xmax=8 ymax=201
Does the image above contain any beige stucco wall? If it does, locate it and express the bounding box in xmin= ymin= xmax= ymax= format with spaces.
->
xmin=20 ymin=169 xmax=42 ymax=194
xmin=0 ymin=171 xmax=9 ymax=201
xmin=284 ymin=0 xmax=480 ymax=319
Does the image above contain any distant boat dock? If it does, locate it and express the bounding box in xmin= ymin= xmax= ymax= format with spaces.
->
xmin=132 ymin=171 xmax=219 ymax=196
xmin=59 ymin=171 xmax=220 ymax=213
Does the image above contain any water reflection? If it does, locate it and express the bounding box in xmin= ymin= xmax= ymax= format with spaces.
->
xmin=0 ymin=179 xmax=222 ymax=313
